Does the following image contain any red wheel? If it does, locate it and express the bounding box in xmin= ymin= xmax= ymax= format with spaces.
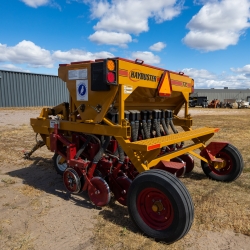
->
xmin=201 ymin=144 xmax=243 ymax=182
xmin=179 ymin=154 xmax=194 ymax=173
xmin=88 ymin=177 xmax=111 ymax=206
xmin=137 ymin=188 xmax=174 ymax=230
xmin=127 ymin=169 xmax=194 ymax=243
xmin=63 ymin=168 xmax=81 ymax=193
xmin=110 ymin=176 xmax=132 ymax=206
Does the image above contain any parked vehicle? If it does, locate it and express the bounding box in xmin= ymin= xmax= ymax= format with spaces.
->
xmin=189 ymin=96 xmax=208 ymax=107
xmin=208 ymin=99 xmax=221 ymax=108
xmin=237 ymin=99 xmax=249 ymax=108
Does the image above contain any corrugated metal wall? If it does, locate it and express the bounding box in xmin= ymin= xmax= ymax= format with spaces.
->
xmin=0 ymin=70 xmax=69 ymax=107
xmin=1 ymin=70 xmax=250 ymax=107
xmin=192 ymin=89 xmax=250 ymax=102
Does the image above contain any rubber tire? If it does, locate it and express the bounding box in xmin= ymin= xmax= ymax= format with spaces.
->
xmin=201 ymin=144 xmax=243 ymax=182
xmin=127 ymin=169 xmax=194 ymax=243
xmin=53 ymin=153 xmax=67 ymax=175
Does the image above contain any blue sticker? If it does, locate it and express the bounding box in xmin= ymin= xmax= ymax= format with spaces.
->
xmin=78 ymin=83 xmax=86 ymax=96
xmin=76 ymin=80 xmax=88 ymax=101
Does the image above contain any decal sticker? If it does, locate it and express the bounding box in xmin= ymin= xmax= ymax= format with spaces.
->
xmin=50 ymin=120 xmax=60 ymax=129
xmin=76 ymin=80 xmax=88 ymax=101
xmin=124 ymin=85 xmax=133 ymax=94
xmin=68 ymin=69 xmax=87 ymax=80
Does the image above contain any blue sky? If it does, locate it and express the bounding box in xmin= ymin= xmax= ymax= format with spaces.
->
xmin=0 ymin=0 xmax=250 ymax=89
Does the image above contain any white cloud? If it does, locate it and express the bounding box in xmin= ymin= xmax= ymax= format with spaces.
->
xmin=21 ymin=0 xmax=50 ymax=8
xmin=0 ymin=64 xmax=30 ymax=72
xmin=131 ymin=51 xmax=160 ymax=64
xmin=149 ymin=42 xmax=166 ymax=51
xmin=88 ymin=31 xmax=132 ymax=47
xmin=91 ymin=0 xmax=183 ymax=34
xmin=52 ymin=49 xmax=115 ymax=63
xmin=0 ymin=40 xmax=53 ymax=68
xmin=182 ymin=68 xmax=250 ymax=89
xmin=231 ymin=65 xmax=250 ymax=78
xmin=231 ymin=65 xmax=250 ymax=74
xmin=87 ymin=0 xmax=183 ymax=46
xmin=89 ymin=0 xmax=110 ymax=18
xmin=193 ymin=0 xmax=214 ymax=5
xmin=183 ymin=0 xmax=250 ymax=51
xmin=182 ymin=68 xmax=215 ymax=80
xmin=0 ymin=40 xmax=116 ymax=69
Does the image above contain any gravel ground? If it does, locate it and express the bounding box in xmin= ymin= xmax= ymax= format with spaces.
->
xmin=0 ymin=107 xmax=250 ymax=250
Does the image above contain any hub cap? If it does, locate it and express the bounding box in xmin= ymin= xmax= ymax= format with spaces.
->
xmin=137 ymin=188 xmax=174 ymax=230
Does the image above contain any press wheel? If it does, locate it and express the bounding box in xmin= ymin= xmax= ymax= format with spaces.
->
xmin=63 ymin=168 xmax=81 ymax=193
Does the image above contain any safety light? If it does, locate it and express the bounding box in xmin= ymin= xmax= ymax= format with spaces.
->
xmin=107 ymin=72 xmax=115 ymax=83
xmin=107 ymin=60 xmax=115 ymax=71
xmin=105 ymin=59 xmax=117 ymax=85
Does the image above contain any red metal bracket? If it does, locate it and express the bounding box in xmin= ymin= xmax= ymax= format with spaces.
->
xmin=152 ymin=160 xmax=185 ymax=177
xmin=200 ymin=141 xmax=229 ymax=161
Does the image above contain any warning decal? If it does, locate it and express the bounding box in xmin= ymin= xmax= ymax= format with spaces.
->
xmin=76 ymin=80 xmax=88 ymax=101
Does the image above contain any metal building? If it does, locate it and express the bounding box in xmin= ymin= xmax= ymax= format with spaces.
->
xmin=191 ymin=88 xmax=250 ymax=102
xmin=0 ymin=70 xmax=69 ymax=107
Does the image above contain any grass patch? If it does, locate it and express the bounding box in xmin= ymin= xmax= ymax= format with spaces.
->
xmin=1 ymin=178 xmax=16 ymax=185
xmin=92 ymin=110 xmax=250 ymax=249
xmin=19 ymin=185 xmax=43 ymax=197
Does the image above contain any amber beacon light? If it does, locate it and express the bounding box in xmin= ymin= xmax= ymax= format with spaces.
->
xmin=106 ymin=59 xmax=117 ymax=84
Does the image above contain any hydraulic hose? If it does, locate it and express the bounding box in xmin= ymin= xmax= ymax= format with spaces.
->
xmin=147 ymin=119 xmax=152 ymax=138
xmin=153 ymin=119 xmax=161 ymax=137
xmin=75 ymin=136 xmax=91 ymax=159
xmin=169 ymin=119 xmax=178 ymax=134
xmin=117 ymin=143 xmax=125 ymax=163
xmin=161 ymin=118 xmax=170 ymax=135
xmin=93 ymin=136 xmax=111 ymax=163
xmin=135 ymin=121 xmax=139 ymax=141
xmin=142 ymin=120 xmax=150 ymax=139
xmin=131 ymin=121 xmax=136 ymax=142
xmin=75 ymin=133 xmax=101 ymax=159
xmin=131 ymin=121 xmax=139 ymax=142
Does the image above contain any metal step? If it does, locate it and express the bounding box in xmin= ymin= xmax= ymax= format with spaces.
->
xmin=128 ymin=127 xmax=218 ymax=151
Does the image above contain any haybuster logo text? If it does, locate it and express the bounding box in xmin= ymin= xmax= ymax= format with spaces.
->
xmin=129 ymin=70 xmax=157 ymax=82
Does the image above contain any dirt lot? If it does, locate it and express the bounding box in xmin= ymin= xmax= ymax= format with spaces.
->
xmin=0 ymin=108 xmax=250 ymax=250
